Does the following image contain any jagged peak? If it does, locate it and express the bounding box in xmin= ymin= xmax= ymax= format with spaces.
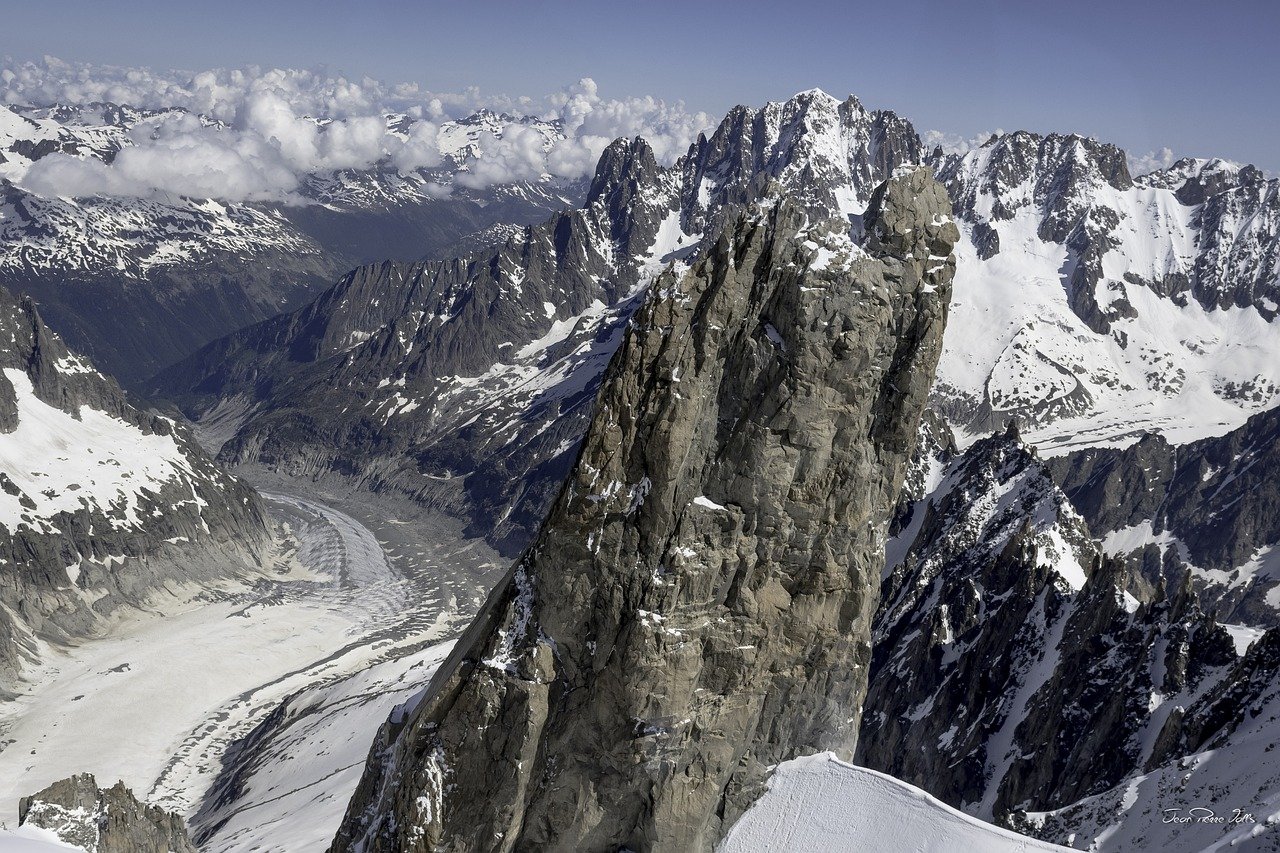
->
xmin=971 ymin=129 xmax=1130 ymax=175
xmin=585 ymin=135 xmax=658 ymax=204
xmin=1135 ymin=155 xmax=1268 ymax=202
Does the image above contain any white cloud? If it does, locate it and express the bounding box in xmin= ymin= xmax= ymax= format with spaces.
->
xmin=1127 ymin=146 xmax=1177 ymax=177
xmin=455 ymin=123 xmax=551 ymax=189
xmin=1 ymin=57 xmax=714 ymax=202
xmin=24 ymin=112 xmax=301 ymax=200
xmin=921 ymin=128 xmax=1005 ymax=155
xmin=542 ymin=78 xmax=711 ymax=175
xmin=389 ymin=119 xmax=444 ymax=172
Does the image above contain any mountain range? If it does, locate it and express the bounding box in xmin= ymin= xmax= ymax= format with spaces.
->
xmin=1 ymin=84 xmax=1278 ymax=852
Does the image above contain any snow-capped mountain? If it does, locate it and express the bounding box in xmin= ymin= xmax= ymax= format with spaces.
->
xmin=152 ymin=136 xmax=677 ymax=554
xmin=0 ymin=281 xmax=270 ymax=684
xmin=1023 ymin=628 xmax=1280 ymax=852
xmin=931 ymin=134 xmax=1280 ymax=450
xmin=152 ymin=90 xmax=1280 ymax=565
xmin=0 ymin=102 xmax=584 ymax=384
xmin=21 ymin=85 xmax=1280 ymax=852
xmin=15 ymin=773 xmax=197 ymax=852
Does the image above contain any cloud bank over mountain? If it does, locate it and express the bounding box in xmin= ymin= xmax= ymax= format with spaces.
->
xmin=2 ymin=57 xmax=713 ymax=201
xmin=3 ymin=57 xmax=1204 ymax=202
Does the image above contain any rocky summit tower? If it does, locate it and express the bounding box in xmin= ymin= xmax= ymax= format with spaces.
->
xmin=332 ymin=166 xmax=958 ymax=853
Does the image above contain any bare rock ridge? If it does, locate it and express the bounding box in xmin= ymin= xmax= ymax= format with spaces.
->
xmin=329 ymin=167 xmax=957 ymax=851
xmin=1047 ymin=405 xmax=1280 ymax=622
xmin=18 ymin=773 xmax=198 ymax=853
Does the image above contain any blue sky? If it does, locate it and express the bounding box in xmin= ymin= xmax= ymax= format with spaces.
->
xmin=3 ymin=0 xmax=1277 ymax=171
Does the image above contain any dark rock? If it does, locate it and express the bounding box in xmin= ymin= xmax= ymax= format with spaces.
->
xmin=18 ymin=773 xmax=198 ymax=853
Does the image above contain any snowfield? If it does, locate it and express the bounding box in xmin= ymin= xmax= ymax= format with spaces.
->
xmin=940 ymin=209 xmax=1280 ymax=455
xmin=0 ymin=368 xmax=198 ymax=532
xmin=193 ymin=641 xmax=454 ymax=852
xmin=721 ymin=753 xmax=1071 ymax=852
xmin=0 ymin=825 xmax=81 ymax=851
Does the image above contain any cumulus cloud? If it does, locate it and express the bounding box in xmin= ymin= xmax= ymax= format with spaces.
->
xmin=542 ymin=78 xmax=710 ymax=174
xmin=455 ymin=123 xmax=551 ymax=189
xmin=921 ymin=128 xmax=1006 ymax=155
xmin=24 ymin=112 xmax=301 ymax=200
xmin=1 ymin=57 xmax=713 ymax=202
xmin=1127 ymin=146 xmax=1177 ymax=177
xmin=390 ymin=119 xmax=444 ymax=173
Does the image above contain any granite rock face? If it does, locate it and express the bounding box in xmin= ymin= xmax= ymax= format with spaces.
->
xmin=330 ymin=169 xmax=956 ymax=852
xmin=18 ymin=773 xmax=198 ymax=853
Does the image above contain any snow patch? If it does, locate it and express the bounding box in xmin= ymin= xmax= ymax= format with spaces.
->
xmin=721 ymin=752 xmax=1071 ymax=852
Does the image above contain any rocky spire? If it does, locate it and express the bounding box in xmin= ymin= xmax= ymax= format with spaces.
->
xmin=18 ymin=773 xmax=198 ymax=853
xmin=330 ymin=167 xmax=957 ymax=852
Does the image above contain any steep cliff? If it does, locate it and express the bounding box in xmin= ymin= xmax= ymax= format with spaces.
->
xmin=1048 ymin=405 xmax=1280 ymax=623
xmin=330 ymin=168 xmax=956 ymax=851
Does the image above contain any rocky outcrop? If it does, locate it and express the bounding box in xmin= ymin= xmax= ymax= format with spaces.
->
xmin=1047 ymin=405 xmax=1280 ymax=623
xmin=857 ymin=425 xmax=1251 ymax=841
xmin=18 ymin=773 xmax=198 ymax=853
xmin=329 ymin=169 xmax=956 ymax=852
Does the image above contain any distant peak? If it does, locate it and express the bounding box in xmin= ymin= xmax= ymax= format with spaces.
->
xmin=784 ymin=88 xmax=863 ymax=112
xmin=791 ymin=87 xmax=839 ymax=101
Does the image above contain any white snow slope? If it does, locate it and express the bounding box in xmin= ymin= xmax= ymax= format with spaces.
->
xmin=194 ymin=641 xmax=455 ymax=853
xmin=935 ymin=143 xmax=1280 ymax=454
xmin=721 ymin=752 xmax=1072 ymax=853
xmin=0 ymin=825 xmax=81 ymax=851
xmin=0 ymin=368 xmax=199 ymax=533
